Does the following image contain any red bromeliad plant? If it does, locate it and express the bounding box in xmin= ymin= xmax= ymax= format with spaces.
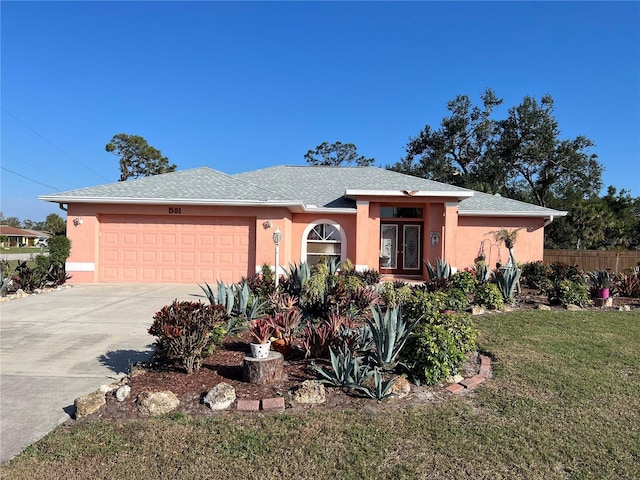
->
xmin=249 ymin=318 xmax=274 ymax=344
xmin=270 ymin=308 xmax=303 ymax=344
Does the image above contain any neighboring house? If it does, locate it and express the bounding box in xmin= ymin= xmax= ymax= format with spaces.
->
xmin=0 ymin=225 xmax=42 ymax=247
xmin=39 ymin=166 xmax=567 ymax=284
xmin=23 ymin=230 xmax=51 ymax=246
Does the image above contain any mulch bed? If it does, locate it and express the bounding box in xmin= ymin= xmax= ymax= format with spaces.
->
xmin=57 ymin=287 xmax=640 ymax=422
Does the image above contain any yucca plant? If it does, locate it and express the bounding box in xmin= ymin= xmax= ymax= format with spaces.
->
xmin=367 ymin=305 xmax=420 ymax=371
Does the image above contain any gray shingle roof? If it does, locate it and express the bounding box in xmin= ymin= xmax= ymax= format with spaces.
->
xmin=40 ymin=167 xmax=290 ymax=204
xmin=233 ymin=165 xmax=472 ymax=208
xmin=458 ymin=190 xmax=565 ymax=217
xmin=40 ymin=165 xmax=566 ymax=217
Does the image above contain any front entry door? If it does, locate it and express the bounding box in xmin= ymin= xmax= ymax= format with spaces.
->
xmin=379 ymin=222 xmax=422 ymax=275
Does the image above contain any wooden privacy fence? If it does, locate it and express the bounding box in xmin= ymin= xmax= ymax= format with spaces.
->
xmin=543 ymin=250 xmax=640 ymax=273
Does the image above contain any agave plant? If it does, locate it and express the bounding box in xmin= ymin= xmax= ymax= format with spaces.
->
xmin=311 ymin=346 xmax=372 ymax=388
xmin=367 ymin=305 xmax=419 ymax=371
xmin=495 ymin=265 xmax=522 ymax=303
xmin=200 ymin=281 xmax=266 ymax=334
xmin=586 ymin=269 xmax=612 ymax=290
xmin=352 ymin=368 xmax=398 ymax=401
xmin=424 ymin=258 xmax=452 ymax=281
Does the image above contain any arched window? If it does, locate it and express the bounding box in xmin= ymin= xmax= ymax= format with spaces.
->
xmin=303 ymin=221 xmax=345 ymax=266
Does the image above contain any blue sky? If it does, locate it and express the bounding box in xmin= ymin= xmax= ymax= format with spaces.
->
xmin=2 ymin=1 xmax=639 ymax=222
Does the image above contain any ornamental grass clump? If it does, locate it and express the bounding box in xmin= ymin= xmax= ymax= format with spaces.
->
xmin=149 ymin=301 xmax=229 ymax=374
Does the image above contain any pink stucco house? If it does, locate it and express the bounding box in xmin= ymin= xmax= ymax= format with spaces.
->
xmin=40 ymin=165 xmax=566 ymax=284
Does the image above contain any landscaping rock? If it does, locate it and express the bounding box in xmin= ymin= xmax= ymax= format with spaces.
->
xmin=446 ymin=374 xmax=464 ymax=384
xmin=204 ymin=382 xmax=236 ymax=410
xmin=619 ymin=305 xmax=631 ymax=312
xmin=535 ymin=303 xmax=551 ymax=311
xmin=74 ymin=390 xmax=106 ymax=419
xmin=390 ymin=376 xmax=411 ymax=399
xmin=136 ymin=391 xmax=180 ymax=416
xmin=565 ymin=304 xmax=582 ymax=311
xmin=291 ymin=380 xmax=326 ymax=404
xmin=99 ymin=381 xmax=120 ymax=394
xmin=471 ymin=306 xmax=485 ymax=316
xmin=115 ymin=385 xmax=131 ymax=402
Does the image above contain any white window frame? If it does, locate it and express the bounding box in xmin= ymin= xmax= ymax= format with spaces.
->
xmin=301 ymin=219 xmax=347 ymax=266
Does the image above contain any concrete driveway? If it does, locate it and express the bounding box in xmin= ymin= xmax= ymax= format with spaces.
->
xmin=0 ymin=283 xmax=205 ymax=463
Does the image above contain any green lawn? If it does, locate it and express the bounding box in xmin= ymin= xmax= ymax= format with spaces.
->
xmin=2 ymin=310 xmax=639 ymax=479
xmin=1 ymin=246 xmax=45 ymax=254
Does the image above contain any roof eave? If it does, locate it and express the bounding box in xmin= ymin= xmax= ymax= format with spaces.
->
xmin=345 ymin=189 xmax=474 ymax=199
xmin=459 ymin=210 xmax=568 ymax=218
xmin=39 ymin=196 xmax=301 ymax=208
xmin=38 ymin=195 xmax=357 ymax=215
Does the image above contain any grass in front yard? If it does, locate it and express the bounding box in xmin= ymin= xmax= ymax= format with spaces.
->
xmin=2 ymin=310 xmax=639 ymax=479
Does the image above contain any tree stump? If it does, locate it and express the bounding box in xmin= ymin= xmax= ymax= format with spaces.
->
xmin=243 ymin=351 xmax=284 ymax=385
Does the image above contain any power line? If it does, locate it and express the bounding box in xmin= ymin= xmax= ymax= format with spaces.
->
xmin=1 ymin=106 xmax=111 ymax=182
xmin=1 ymin=166 xmax=60 ymax=191
xmin=1 ymin=150 xmax=75 ymax=190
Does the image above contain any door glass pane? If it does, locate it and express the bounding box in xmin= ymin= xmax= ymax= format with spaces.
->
xmin=380 ymin=225 xmax=397 ymax=269
xmin=403 ymin=225 xmax=420 ymax=270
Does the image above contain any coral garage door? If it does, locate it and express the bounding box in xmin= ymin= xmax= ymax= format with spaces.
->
xmin=99 ymin=215 xmax=254 ymax=283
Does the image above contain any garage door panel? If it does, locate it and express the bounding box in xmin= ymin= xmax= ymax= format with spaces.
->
xmin=99 ymin=215 xmax=254 ymax=284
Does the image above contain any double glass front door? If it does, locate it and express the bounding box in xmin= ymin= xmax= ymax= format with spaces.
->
xmin=379 ymin=222 xmax=422 ymax=274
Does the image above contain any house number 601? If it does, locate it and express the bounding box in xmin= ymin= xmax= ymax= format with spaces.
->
xmin=168 ymin=207 xmax=182 ymax=214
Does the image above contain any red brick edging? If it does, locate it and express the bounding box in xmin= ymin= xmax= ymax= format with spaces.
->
xmin=236 ymin=397 xmax=285 ymax=412
xmin=445 ymin=354 xmax=492 ymax=395
xmin=235 ymin=355 xmax=492 ymax=409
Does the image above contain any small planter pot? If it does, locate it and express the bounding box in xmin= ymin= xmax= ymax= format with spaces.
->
xmin=249 ymin=341 xmax=271 ymax=359
xmin=597 ymin=288 xmax=610 ymax=299
xmin=271 ymin=338 xmax=293 ymax=357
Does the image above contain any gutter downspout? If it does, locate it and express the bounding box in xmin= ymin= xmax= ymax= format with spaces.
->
xmin=58 ymin=203 xmax=68 ymax=212
xmin=543 ymin=215 xmax=554 ymax=227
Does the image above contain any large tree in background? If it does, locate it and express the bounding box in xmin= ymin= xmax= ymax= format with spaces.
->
xmin=495 ymin=95 xmax=602 ymax=207
xmin=305 ymin=141 xmax=375 ymax=166
xmin=106 ymin=133 xmax=176 ymax=181
xmin=389 ymin=91 xmax=602 ymax=208
xmin=392 ymin=88 xmax=504 ymax=192
xmin=44 ymin=213 xmax=66 ymax=236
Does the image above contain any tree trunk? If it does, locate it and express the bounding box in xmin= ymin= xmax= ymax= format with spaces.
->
xmin=243 ymin=351 xmax=284 ymax=385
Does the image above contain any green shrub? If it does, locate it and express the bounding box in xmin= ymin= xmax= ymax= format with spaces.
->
xmin=474 ymin=283 xmax=504 ymax=310
xmin=403 ymin=290 xmax=447 ymax=323
xmin=449 ymin=270 xmax=478 ymax=295
xmin=353 ymin=268 xmax=381 ymax=286
xmin=547 ymin=280 xmax=589 ymax=307
xmin=149 ymin=301 xmax=229 ymax=374
xmin=401 ymin=312 xmax=477 ymax=385
xmin=47 ymin=235 xmax=71 ymax=266
xmin=521 ymin=261 xmax=553 ymax=290
xmin=550 ymin=262 xmax=582 ymax=282
xmin=378 ymin=282 xmax=412 ymax=308
xmin=442 ymin=287 xmax=469 ymax=311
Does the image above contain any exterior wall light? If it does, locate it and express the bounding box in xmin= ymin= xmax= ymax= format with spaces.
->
xmin=273 ymin=227 xmax=282 ymax=287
